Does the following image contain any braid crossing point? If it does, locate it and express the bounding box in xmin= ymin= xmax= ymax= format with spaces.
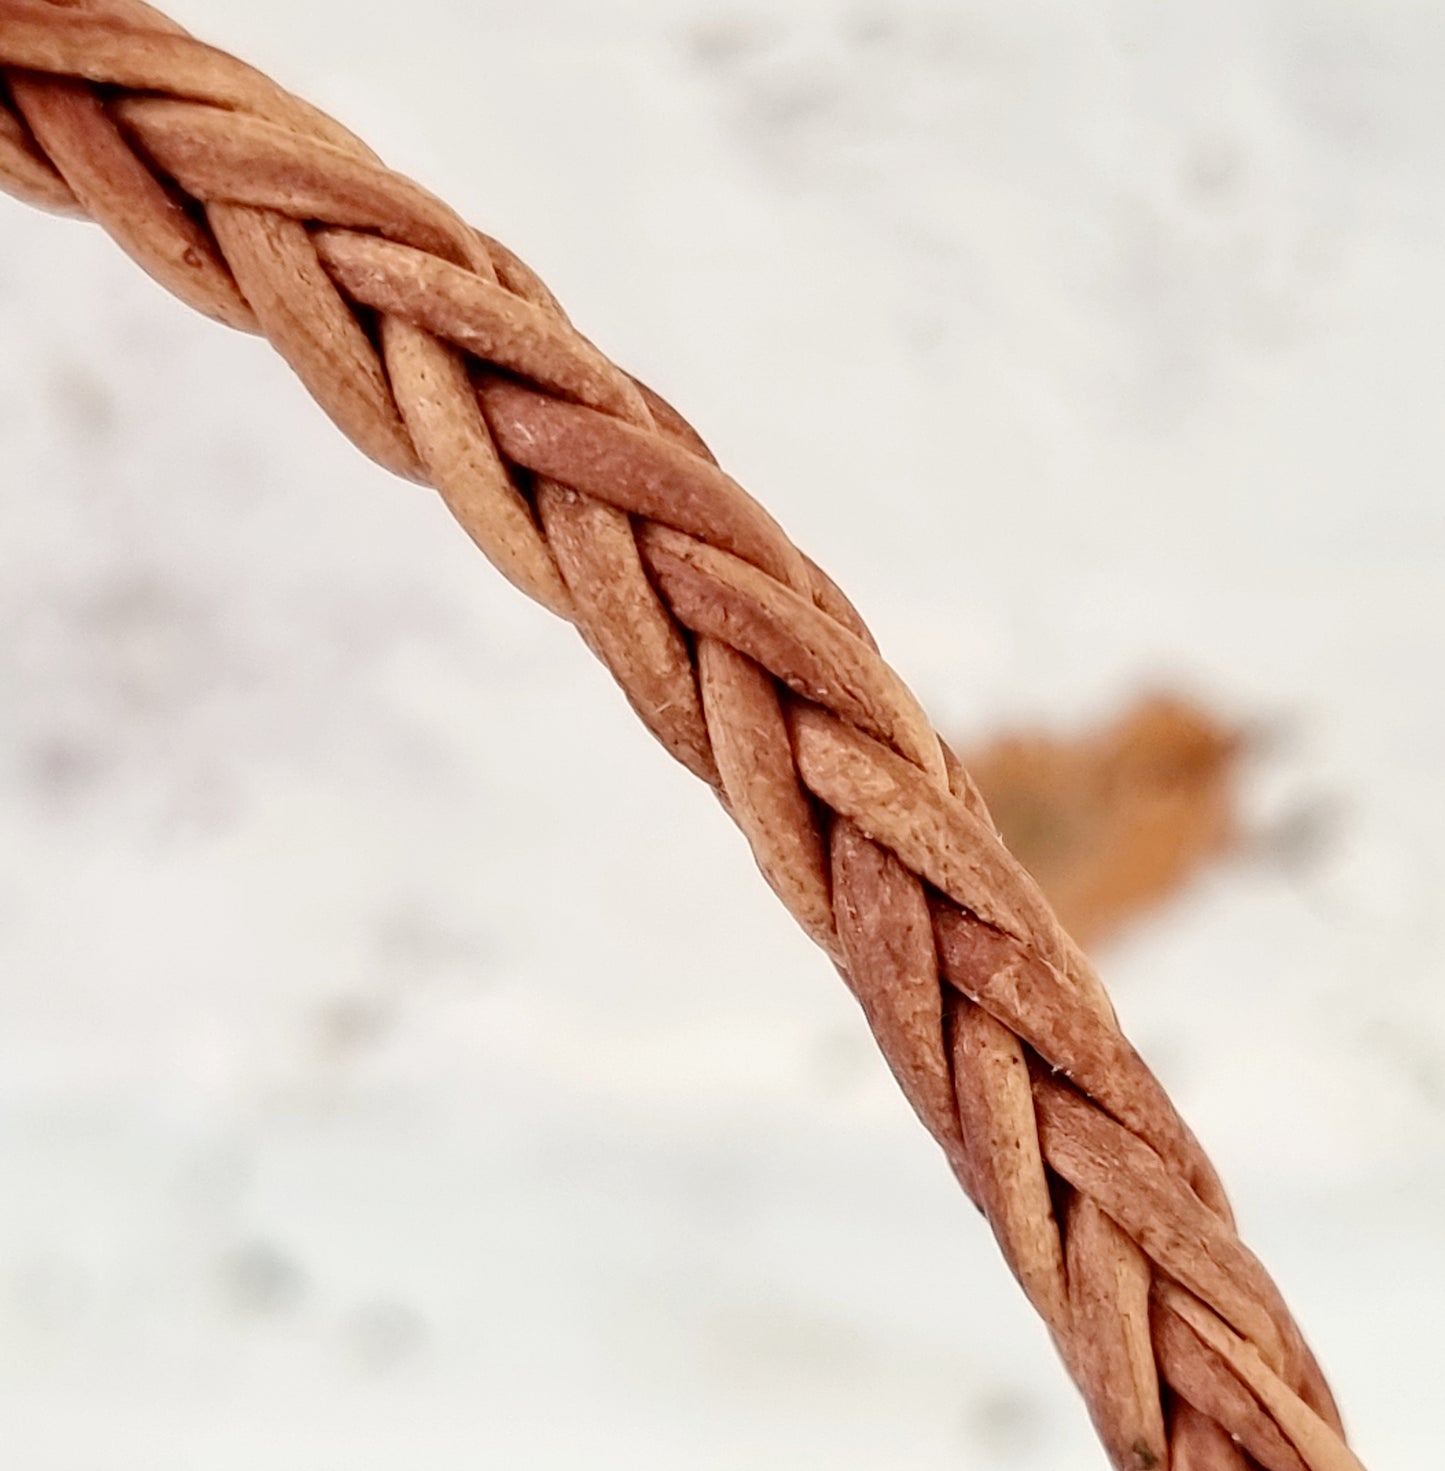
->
xmin=0 ymin=4 xmax=1365 ymax=1467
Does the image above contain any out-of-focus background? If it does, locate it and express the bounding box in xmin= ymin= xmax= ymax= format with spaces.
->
xmin=1 ymin=1 xmax=1442 ymax=1465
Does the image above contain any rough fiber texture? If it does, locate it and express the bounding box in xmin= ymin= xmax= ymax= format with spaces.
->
xmin=0 ymin=3 xmax=1365 ymax=1467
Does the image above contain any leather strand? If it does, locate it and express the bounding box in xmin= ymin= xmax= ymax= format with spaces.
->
xmin=0 ymin=4 xmax=1362 ymax=1466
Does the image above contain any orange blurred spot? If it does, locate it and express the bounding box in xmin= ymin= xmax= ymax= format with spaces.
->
xmin=966 ymin=695 xmax=1241 ymax=950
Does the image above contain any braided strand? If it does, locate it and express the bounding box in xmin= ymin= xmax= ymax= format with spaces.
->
xmin=0 ymin=4 xmax=1361 ymax=1466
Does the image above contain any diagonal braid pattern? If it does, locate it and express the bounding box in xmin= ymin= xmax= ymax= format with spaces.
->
xmin=0 ymin=3 xmax=1366 ymax=1467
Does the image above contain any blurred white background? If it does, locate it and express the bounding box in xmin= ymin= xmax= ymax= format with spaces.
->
xmin=1 ymin=1 xmax=1441 ymax=1465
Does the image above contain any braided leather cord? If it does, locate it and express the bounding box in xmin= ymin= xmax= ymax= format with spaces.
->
xmin=0 ymin=4 xmax=1366 ymax=1467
